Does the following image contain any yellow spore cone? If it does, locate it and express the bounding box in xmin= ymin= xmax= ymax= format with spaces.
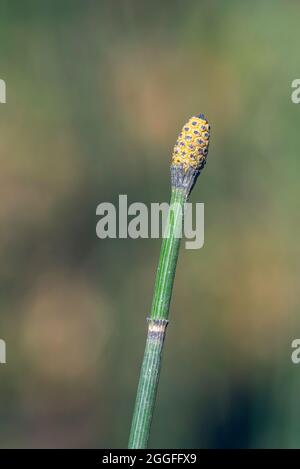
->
xmin=171 ymin=114 xmax=210 ymax=172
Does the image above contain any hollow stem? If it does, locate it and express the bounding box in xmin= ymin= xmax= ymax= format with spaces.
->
xmin=128 ymin=186 xmax=186 ymax=449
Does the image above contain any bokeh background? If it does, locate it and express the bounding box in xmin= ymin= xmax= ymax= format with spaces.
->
xmin=1 ymin=0 xmax=300 ymax=448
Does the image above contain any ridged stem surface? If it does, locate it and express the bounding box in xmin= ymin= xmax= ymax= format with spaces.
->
xmin=128 ymin=187 xmax=185 ymax=449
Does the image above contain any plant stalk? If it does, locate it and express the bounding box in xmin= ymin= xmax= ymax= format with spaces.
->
xmin=128 ymin=187 xmax=186 ymax=448
xmin=128 ymin=114 xmax=210 ymax=449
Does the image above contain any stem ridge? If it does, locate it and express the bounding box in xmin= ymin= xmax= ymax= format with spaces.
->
xmin=128 ymin=319 xmax=168 ymax=448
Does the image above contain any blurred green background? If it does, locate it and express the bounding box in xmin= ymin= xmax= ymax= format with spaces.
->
xmin=1 ymin=0 xmax=300 ymax=448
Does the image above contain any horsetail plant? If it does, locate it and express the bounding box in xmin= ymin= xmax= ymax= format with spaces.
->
xmin=128 ymin=114 xmax=211 ymax=449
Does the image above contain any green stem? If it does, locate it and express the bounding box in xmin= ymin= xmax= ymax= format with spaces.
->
xmin=128 ymin=187 xmax=186 ymax=449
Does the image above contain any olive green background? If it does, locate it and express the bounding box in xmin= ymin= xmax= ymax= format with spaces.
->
xmin=1 ymin=0 xmax=300 ymax=448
